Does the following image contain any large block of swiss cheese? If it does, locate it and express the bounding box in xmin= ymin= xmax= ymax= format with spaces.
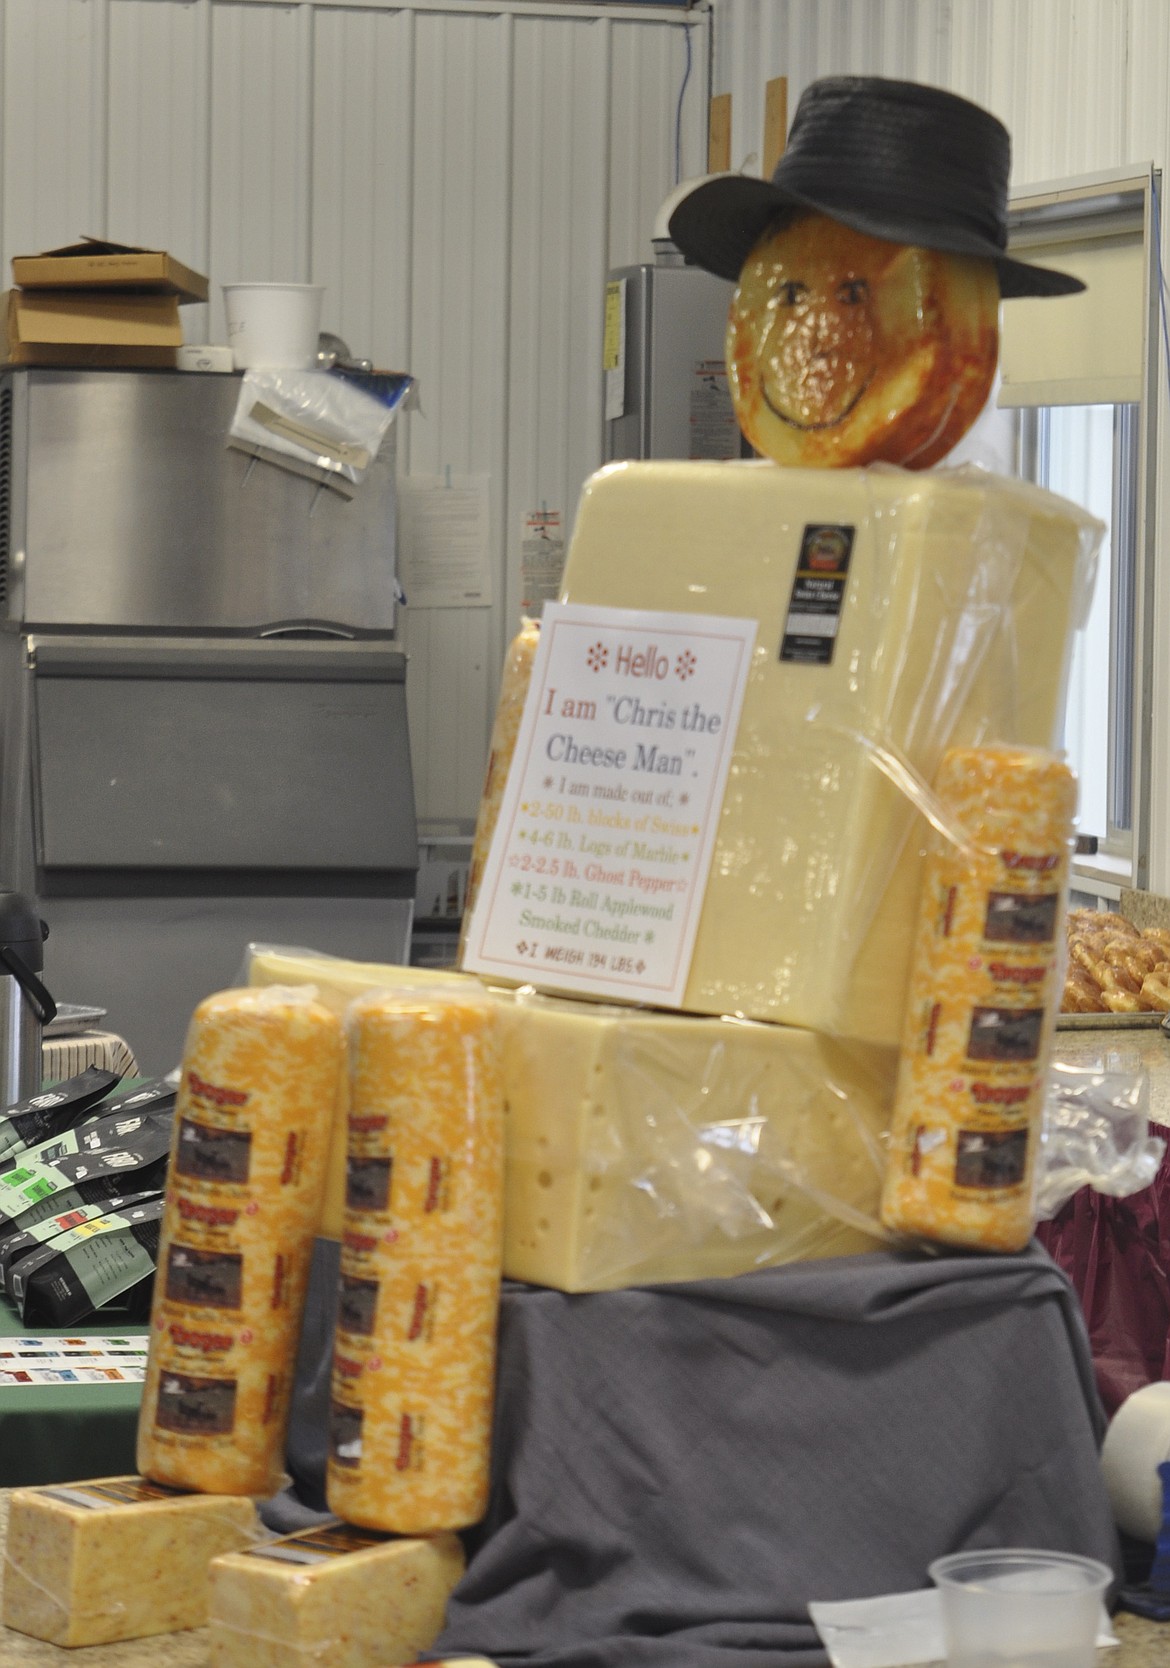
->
xmin=247 ymin=948 xmax=894 ymax=1290
xmin=558 ymin=461 xmax=1099 ymax=1044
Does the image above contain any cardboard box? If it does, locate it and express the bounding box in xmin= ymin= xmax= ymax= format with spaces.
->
xmin=1 ymin=289 xmax=181 ymax=367
xmin=11 ymin=239 xmax=207 ymax=304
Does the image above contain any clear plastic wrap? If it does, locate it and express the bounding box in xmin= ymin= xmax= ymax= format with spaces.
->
xmin=1 ymin=1476 xmax=261 ymax=1647
xmin=1036 ymin=1056 xmax=1165 ymax=1220
xmin=208 ymin=1522 xmax=465 ymax=1668
xmin=557 ymin=460 xmax=1102 ymax=1045
xmin=137 ymin=986 xmax=344 ymax=1497
xmin=879 ymin=745 xmax=1077 ymax=1251
xmin=238 ymin=927 xmax=1158 ymax=1289
xmin=242 ymin=944 xmax=896 ymax=1292
xmin=228 ymin=369 xmax=404 ymax=486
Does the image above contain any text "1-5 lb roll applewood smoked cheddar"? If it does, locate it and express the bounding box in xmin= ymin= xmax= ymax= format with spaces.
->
xmin=327 ymin=985 xmax=505 ymax=1533
xmin=138 ymin=987 xmax=344 ymax=1496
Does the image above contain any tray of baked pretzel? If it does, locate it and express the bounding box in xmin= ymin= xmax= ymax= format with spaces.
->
xmin=1059 ymin=908 xmax=1170 ymax=1026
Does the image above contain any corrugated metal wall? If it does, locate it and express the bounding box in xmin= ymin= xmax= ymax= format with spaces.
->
xmin=0 ymin=0 xmax=706 ymax=823
xmin=713 ymin=0 xmax=1170 ymax=894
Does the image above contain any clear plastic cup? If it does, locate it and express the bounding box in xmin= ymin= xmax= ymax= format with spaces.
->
xmin=929 ymin=1548 xmax=1113 ymax=1668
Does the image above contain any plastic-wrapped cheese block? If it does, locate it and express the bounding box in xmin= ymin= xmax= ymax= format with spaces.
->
xmin=326 ymin=986 xmax=505 ymax=1532
xmin=245 ymin=950 xmax=895 ymax=1290
xmin=880 ymin=746 xmax=1076 ymax=1250
xmin=208 ymin=1520 xmax=464 ymax=1668
xmin=459 ymin=615 xmax=540 ymax=965
xmin=138 ymin=987 xmax=344 ymax=1496
xmin=558 ymin=461 xmax=1099 ymax=1043
xmin=496 ymin=988 xmax=894 ymax=1289
xmin=1 ymin=1475 xmax=257 ymax=1646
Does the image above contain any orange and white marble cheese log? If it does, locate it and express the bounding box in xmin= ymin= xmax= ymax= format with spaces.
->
xmin=326 ymin=985 xmax=505 ymax=1533
xmin=880 ymin=746 xmax=1076 ymax=1251
xmin=458 ymin=616 xmax=540 ymax=965
xmin=138 ymin=988 xmax=344 ymax=1496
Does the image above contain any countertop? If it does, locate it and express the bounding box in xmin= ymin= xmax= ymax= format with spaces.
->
xmin=0 ymin=1494 xmax=1164 ymax=1666
xmin=1053 ymin=1025 xmax=1170 ymax=1126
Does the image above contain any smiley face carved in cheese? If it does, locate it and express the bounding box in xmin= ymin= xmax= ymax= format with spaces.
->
xmin=727 ymin=212 xmax=999 ymax=470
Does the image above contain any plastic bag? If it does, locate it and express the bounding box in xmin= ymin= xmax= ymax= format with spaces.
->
xmin=228 ymin=369 xmax=405 ymax=486
xmin=1036 ymin=1056 xmax=1165 ymax=1220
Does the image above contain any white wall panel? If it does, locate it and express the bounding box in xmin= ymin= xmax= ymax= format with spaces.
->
xmin=504 ymin=13 xmax=609 ymax=635
xmin=394 ymin=8 xmax=513 ymax=822
xmin=311 ymin=4 xmax=414 ymax=373
xmin=0 ymin=0 xmax=705 ymax=826
xmin=209 ymin=0 xmax=312 ymax=340
xmin=716 ymin=1 xmax=947 ymax=181
xmin=608 ymin=18 xmax=703 ymax=268
xmin=2 ymin=0 xmax=106 ymax=277
xmin=109 ymin=0 xmax=212 ymax=342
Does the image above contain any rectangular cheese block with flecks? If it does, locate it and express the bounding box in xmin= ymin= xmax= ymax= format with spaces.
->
xmin=1 ymin=1475 xmax=258 ymax=1646
xmin=245 ymin=950 xmax=894 ymax=1291
xmin=557 ymin=460 xmax=1098 ymax=1043
xmin=208 ymin=1519 xmax=465 ymax=1668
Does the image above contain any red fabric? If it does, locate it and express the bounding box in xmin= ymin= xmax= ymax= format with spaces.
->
xmin=1036 ymin=1121 xmax=1170 ymax=1416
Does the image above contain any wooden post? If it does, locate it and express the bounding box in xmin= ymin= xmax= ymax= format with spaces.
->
xmin=708 ymin=93 xmax=731 ymax=173
xmin=763 ymin=76 xmax=788 ymax=178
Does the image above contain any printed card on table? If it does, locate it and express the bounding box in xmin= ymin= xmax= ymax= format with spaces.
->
xmin=463 ymin=602 xmax=756 ymax=1005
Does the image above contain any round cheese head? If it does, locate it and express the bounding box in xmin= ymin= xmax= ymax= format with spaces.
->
xmin=727 ymin=211 xmax=1000 ymax=470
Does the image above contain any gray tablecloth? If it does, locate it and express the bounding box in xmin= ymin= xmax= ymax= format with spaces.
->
xmin=271 ymin=1241 xmax=1119 ymax=1668
xmin=432 ymin=1246 xmax=1120 ymax=1668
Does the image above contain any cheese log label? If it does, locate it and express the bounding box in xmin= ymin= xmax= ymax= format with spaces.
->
xmin=558 ymin=461 xmax=1098 ymax=1043
xmin=459 ymin=615 xmax=540 ymax=966
xmin=880 ymin=746 xmax=1076 ymax=1251
xmin=137 ymin=988 xmax=344 ymax=1496
xmin=1 ymin=1475 xmax=257 ymax=1647
xmin=326 ymin=987 xmax=505 ymax=1532
xmin=209 ymin=1521 xmax=465 ymax=1668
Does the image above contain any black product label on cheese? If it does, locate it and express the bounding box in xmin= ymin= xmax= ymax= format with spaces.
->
xmin=954 ymin=1127 xmax=1030 ymax=1190
xmin=966 ymin=1006 xmax=1045 ymax=1063
xmin=338 ymin=1273 xmax=379 ymax=1336
xmin=779 ymin=524 xmax=854 ymax=665
xmin=176 ymin=1118 xmax=252 ymax=1185
xmin=247 ymin=1521 xmax=389 ymax=1564
xmin=41 ymin=1477 xmax=188 ymax=1510
xmin=983 ymin=890 xmax=1060 ymax=945
xmin=329 ymin=1399 xmax=364 ymax=1468
xmin=156 ymin=1370 xmax=237 ymax=1435
xmin=165 ymin=1243 xmax=243 ymax=1310
xmin=345 ymin=1155 xmax=392 ymax=1213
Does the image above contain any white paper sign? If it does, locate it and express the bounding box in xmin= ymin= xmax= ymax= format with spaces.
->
xmin=398 ymin=473 xmax=493 ymax=608
xmin=520 ymin=508 xmax=565 ymax=613
xmin=462 ymin=602 xmax=756 ymax=1005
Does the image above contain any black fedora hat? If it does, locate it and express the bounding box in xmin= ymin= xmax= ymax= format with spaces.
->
xmin=669 ymin=76 xmax=1083 ymax=299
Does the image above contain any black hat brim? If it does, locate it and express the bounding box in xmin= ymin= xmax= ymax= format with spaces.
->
xmin=668 ymin=175 xmax=1084 ymax=300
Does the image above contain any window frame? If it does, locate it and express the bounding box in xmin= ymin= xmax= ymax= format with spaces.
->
xmin=1004 ymin=166 xmax=1160 ymax=893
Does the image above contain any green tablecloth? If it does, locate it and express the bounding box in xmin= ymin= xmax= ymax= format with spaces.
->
xmin=0 ymin=1303 xmax=146 ymax=1488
